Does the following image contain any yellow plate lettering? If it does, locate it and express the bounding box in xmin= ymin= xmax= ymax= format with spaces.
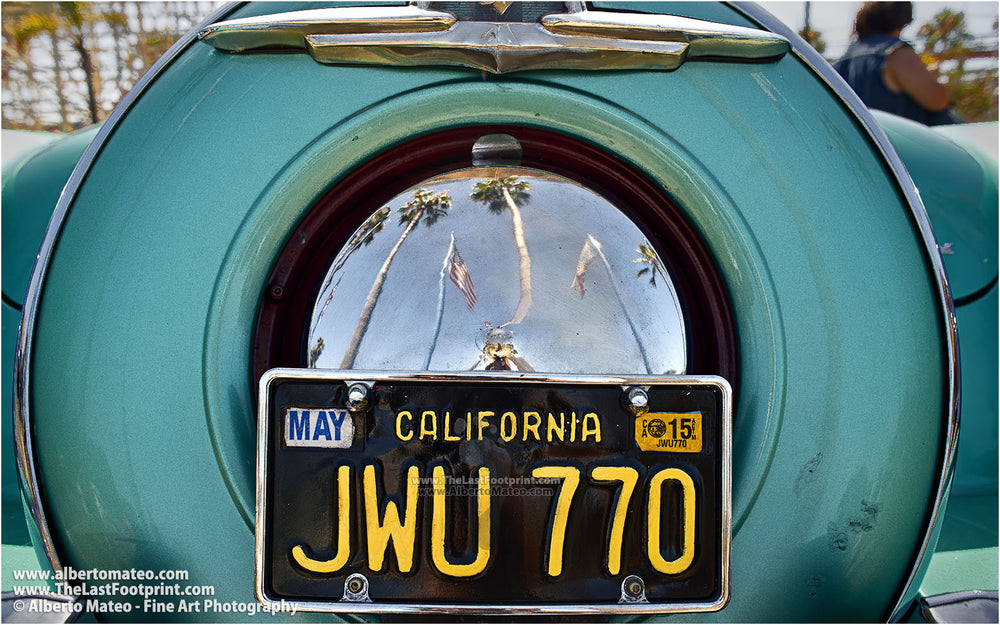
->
xmin=531 ymin=465 xmax=580 ymax=578
xmin=589 ymin=465 xmax=639 ymax=576
xmin=291 ymin=465 xmax=352 ymax=573
xmin=363 ymin=464 xmax=419 ymax=573
xmin=431 ymin=466 xmax=491 ymax=577
xmin=647 ymin=467 xmax=696 ymax=575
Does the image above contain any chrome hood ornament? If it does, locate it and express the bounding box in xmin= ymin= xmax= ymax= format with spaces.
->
xmin=199 ymin=1 xmax=788 ymax=73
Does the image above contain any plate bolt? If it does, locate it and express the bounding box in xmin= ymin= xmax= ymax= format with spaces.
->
xmin=346 ymin=383 xmax=370 ymax=412
xmin=626 ymin=578 xmax=643 ymax=597
xmin=341 ymin=573 xmax=371 ymax=603
xmin=626 ymin=387 xmax=649 ymax=416
xmin=620 ymin=575 xmax=648 ymax=604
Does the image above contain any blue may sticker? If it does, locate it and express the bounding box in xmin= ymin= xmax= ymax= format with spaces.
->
xmin=284 ymin=408 xmax=354 ymax=448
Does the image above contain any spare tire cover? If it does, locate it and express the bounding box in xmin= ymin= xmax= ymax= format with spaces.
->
xmin=24 ymin=2 xmax=949 ymax=622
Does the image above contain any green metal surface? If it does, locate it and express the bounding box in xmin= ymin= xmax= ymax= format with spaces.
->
xmin=933 ymin=122 xmax=999 ymax=165
xmin=873 ymin=111 xmax=998 ymax=301
xmin=1 ymin=543 xmax=56 ymax=593
xmin=1 ymin=496 xmax=59 ymax=595
xmin=878 ymin=113 xmax=999 ymax=612
xmin=920 ymin=544 xmax=999 ymax=595
xmin=952 ymin=288 xmax=999 ymax=498
xmin=913 ymin=286 xmax=999 ymax=607
xmin=914 ymin=294 xmax=999 ymax=611
xmin=15 ymin=2 xmax=955 ymax=622
xmin=2 ymin=301 xmax=29 ymax=546
xmin=1 ymin=126 xmax=101 ymax=305
xmin=921 ymin=533 xmax=998 ymax=599
xmin=1 ymin=130 xmax=58 ymax=166
xmin=2 ymin=127 xmax=97 ymax=547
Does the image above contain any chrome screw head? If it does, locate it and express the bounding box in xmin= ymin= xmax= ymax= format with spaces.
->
xmin=620 ymin=574 xmax=647 ymax=603
xmin=626 ymin=578 xmax=644 ymax=598
xmin=342 ymin=573 xmax=371 ymax=603
xmin=626 ymin=387 xmax=649 ymax=416
xmin=346 ymin=383 xmax=370 ymax=412
xmin=347 ymin=577 xmax=364 ymax=594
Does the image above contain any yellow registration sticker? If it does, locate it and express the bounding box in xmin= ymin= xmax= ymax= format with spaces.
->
xmin=635 ymin=412 xmax=702 ymax=453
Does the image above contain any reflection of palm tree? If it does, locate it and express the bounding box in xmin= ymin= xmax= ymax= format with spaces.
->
xmin=587 ymin=235 xmax=652 ymax=373
xmin=634 ymin=240 xmax=668 ymax=287
xmin=341 ymin=190 xmax=451 ymax=368
xmin=470 ymin=177 xmax=532 ymax=326
xmin=319 ymin=208 xmax=390 ymax=301
xmin=308 ymin=338 xmax=325 ymax=368
xmin=311 ymin=207 xmax=390 ymax=341
xmin=336 ymin=207 xmax=391 ymax=274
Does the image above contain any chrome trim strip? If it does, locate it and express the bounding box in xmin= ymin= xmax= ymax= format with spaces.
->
xmin=256 ymin=369 xmax=732 ymax=614
xmin=729 ymin=3 xmax=961 ymax=621
xmin=197 ymin=5 xmax=457 ymax=50
xmin=199 ymin=3 xmax=787 ymax=73
xmin=12 ymin=0 xmax=241 ymax=587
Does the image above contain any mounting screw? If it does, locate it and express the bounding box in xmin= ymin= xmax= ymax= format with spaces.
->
xmin=346 ymin=383 xmax=370 ymax=412
xmin=347 ymin=577 xmax=364 ymax=594
xmin=341 ymin=573 xmax=371 ymax=603
xmin=626 ymin=387 xmax=649 ymax=416
xmin=620 ymin=575 xmax=648 ymax=604
xmin=626 ymin=578 xmax=643 ymax=597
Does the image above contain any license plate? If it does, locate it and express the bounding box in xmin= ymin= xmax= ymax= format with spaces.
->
xmin=256 ymin=370 xmax=731 ymax=615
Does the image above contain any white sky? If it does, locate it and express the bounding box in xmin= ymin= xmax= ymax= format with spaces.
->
xmin=756 ymin=1 xmax=999 ymax=60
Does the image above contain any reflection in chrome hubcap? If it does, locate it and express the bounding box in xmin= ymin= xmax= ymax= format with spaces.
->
xmin=307 ymin=167 xmax=687 ymax=375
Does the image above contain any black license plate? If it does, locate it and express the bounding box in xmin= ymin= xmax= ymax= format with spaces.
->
xmin=256 ymin=370 xmax=731 ymax=615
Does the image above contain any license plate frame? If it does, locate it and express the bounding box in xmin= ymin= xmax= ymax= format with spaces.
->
xmin=256 ymin=369 xmax=731 ymax=615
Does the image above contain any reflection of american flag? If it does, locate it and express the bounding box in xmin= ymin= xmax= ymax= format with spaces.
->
xmin=571 ymin=237 xmax=598 ymax=298
xmin=449 ymin=243 xmax=477 ymax=310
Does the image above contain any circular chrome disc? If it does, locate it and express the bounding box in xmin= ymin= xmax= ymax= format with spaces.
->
xmin=308 ymin=167 xmax=687 ymax=375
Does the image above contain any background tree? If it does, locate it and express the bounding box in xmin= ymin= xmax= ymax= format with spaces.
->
xmin=799 ymin=26 xmax=827 ymax=54
xmin=59 ymin=2 xmax=100 ymax=124
xmin=4 ymin=11 xmax=52 ymax=128
xmin=918 ymin=9 xmax=974 ymax=66
xmin=4 ymin=4 xmax=71 ymax=129
xmin=105 ymin=3 xmax=130 ymax=99
xmin=2 ymin=2 xmax=220 ymax=130
xmin=799 ymin=2 xmax=826 ymax=55
xmin=916 ymin=9 xmax=999 ymax=122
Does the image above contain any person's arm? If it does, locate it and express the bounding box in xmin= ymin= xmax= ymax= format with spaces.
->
xmin=883 ymin=45 xmax=951 ymax=111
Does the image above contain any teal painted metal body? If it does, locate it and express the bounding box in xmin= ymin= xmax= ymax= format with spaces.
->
xmin=2 ymin=1 xmax=992 ymax=622
xmin=2 ymin=126 xmax=102 ymax=548
xmin=874 ymin=113 xmax=999 ymax=607
xmin=872 ymin=113 xmax=997 ymax=302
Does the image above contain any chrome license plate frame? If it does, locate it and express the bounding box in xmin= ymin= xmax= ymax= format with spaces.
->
xmin=256 ymin=369 xmax=731 ymax=615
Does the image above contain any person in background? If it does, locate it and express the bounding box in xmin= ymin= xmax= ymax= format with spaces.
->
xmin=834 ymin=2 xmax=955 ymax=125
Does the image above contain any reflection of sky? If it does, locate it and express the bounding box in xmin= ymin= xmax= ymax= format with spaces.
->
xmin=310 ymin=168 xmax=686 ymax=374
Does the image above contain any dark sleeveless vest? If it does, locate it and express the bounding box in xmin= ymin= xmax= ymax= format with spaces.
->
xmin=834 ymin=35 xmax=954 ymax=126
